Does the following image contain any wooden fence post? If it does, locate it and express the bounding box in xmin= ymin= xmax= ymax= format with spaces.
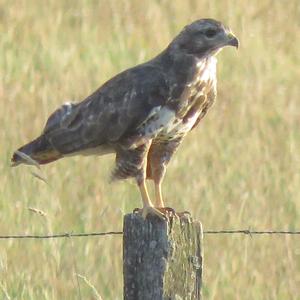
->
xmin=123 ymin=212 xmax=203 ymax=300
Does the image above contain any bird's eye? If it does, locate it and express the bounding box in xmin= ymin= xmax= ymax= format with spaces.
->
xmin=205 ymin=29 xmax=217 ymax=38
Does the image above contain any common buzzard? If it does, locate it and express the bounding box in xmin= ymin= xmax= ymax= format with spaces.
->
xmin=12 ymin=19 xmax=238 ymax=219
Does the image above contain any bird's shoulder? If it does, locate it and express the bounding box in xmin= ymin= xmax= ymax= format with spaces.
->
xmin=87 ymin=62 xmax=170 ymax=106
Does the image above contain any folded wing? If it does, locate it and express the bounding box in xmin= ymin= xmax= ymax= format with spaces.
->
xmin=44 ymin=65 xmax=170 ymax=155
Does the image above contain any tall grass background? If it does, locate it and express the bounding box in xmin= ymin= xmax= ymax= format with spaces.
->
xmin=0 ymin=0 xmax=299 ymax=299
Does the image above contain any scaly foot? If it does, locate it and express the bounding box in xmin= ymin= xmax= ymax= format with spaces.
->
xmin=133 ymin=206 xmax=167 ymax=220
xmin=156 ymin=207 xmax=177 ymax=218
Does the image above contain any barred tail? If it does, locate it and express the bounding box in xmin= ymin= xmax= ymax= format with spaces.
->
xmin=11 ymin=135 xmax=62 ymax=166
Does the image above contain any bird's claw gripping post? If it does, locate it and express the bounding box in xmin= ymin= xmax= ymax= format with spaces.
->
xmin=157 ymin=207 xmax=178 ymax=219
xmin=133 ymin=207 xmax=168 ymax=221
xmin=133 ymin=206 xmax=179 ymax=222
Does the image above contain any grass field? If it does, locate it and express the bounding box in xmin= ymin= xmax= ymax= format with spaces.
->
xmin=0 ymin=0 xmax=299 ymax=299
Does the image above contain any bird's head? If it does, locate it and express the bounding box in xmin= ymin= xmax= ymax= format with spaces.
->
xmin=171 ymin=18 xmax=239 ymax=58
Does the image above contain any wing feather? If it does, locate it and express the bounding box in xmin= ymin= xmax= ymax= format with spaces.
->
xmin=43 ymin=65 xmax=170 ymax=154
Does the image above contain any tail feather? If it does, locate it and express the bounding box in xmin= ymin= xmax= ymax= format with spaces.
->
xmin=11 ymin=135 xmax=62 ymax=166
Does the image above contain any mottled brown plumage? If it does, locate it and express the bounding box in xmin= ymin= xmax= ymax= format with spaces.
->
xmin=12 ymin=19 xmax=238 ymax=219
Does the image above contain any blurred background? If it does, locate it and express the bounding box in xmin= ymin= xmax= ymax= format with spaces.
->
xmin=0 ymin=0 xmax=299 ymax=299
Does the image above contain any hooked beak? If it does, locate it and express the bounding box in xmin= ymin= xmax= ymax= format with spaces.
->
xmin=226 ymin=32 xmax=239 ymax=49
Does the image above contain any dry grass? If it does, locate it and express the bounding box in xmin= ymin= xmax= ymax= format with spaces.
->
xmin=0 ymin=0 xmax=299 ymax=299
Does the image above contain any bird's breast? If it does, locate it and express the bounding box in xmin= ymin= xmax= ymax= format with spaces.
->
xmin=135 ymin=57 xmax=217 ymax=146
xmin=155 ymin=57 xmax=217 ymax=142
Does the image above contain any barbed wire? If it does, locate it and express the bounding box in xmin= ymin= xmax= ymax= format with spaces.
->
xmin=0 ymin=231 xmax=123 ymax=239
xmin=0 ymin=229 xmax=299 ymax=240
xmin=203 ymin=229 xmax=300 ymax=235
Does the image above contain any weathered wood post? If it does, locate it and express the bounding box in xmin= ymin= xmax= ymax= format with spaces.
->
xmin=123 ymin=213 xmax=203 ymax=300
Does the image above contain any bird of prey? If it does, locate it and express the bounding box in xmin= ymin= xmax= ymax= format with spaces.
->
xmin=12 ymin=19 xmax=238 ymax=219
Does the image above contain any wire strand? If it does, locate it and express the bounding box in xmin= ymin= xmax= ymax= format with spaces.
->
xmin=0 ymin=231 xmax=123 ymax=239
xmin=0 ymin=229 xmax=300 ymax=239
xmin=203 ymin=230 xmax=300 ymax=235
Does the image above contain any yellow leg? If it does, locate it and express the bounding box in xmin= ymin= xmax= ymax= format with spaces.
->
xmin=138 ymin=180 xmax=166 ymax=220
xmin=154 ymin=182 xmax=165 ymax=208
xmin=139 ymin=179 xmax=154 ymax=208
xmin=135 ymin=142 xmax=166 ymax=220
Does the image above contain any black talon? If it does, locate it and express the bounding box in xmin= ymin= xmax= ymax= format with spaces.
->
xmin=158 ymin=207 xmax=176 ymax=215
xmin=133 ymin=208 xmax=140 ymax=214
xmin=166 ymin=207 xmax=176 ymax=213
